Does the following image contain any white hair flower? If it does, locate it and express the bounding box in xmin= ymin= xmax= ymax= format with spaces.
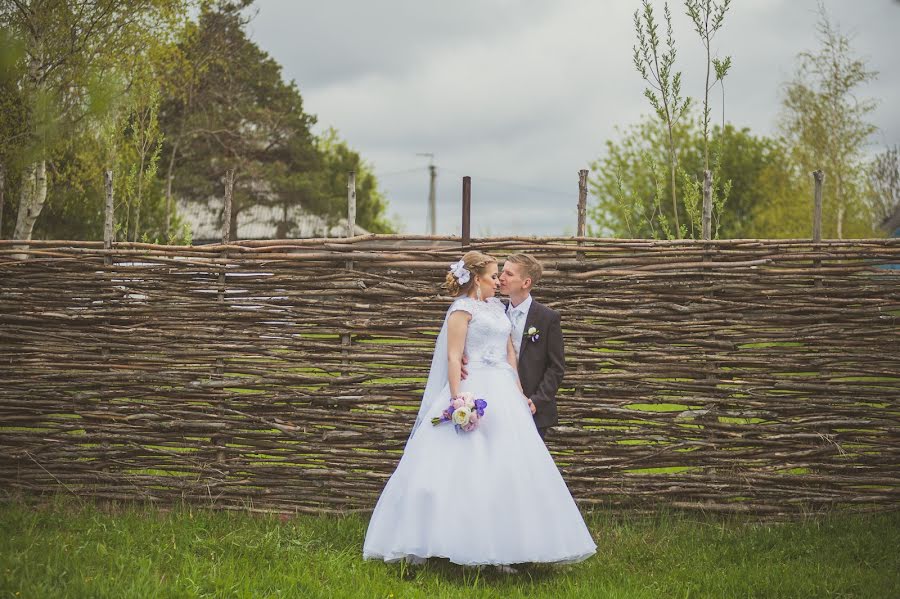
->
xmin=449 ymin=259 xmax=471 ymax=284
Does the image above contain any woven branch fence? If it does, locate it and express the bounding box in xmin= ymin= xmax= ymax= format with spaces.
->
xmin=1 ymin=236 xmax=899 ymax=518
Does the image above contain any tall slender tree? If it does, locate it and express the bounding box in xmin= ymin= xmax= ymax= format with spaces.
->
xmin=684 ymin=0 xmax=731 ymax=172
xmin=779 ymin=3 xmax=878 ymax=239
xmin=632 ymin=0 xmax=690 ymax=237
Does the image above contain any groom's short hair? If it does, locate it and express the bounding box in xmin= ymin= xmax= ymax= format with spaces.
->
xmin=507 ymin=253 xmax=543 ymax=286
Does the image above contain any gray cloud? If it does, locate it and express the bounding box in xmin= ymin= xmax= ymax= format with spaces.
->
xmin=249 ymin=0 xmax=900 ymax=236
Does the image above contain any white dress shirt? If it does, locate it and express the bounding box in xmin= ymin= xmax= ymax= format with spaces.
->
xmin=507 ymin=294 xmax=533 ymax=356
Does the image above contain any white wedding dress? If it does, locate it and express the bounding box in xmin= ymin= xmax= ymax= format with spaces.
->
xmin=363 ymin=296 xmax=596 ymax=566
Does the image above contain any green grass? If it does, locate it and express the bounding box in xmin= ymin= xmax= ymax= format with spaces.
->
xmin=1 ymin=499 xmax=898 ymax=598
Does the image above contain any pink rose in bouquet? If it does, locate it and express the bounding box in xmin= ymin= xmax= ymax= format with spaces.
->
xmin=432 ymin=391 xmax=487 ymax=432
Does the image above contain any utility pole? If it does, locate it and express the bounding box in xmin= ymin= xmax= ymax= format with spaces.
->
xmin=417 ymin=152 xmax=436 ymax=234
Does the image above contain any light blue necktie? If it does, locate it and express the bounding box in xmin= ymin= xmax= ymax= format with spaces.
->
xmin=510 ymin=309 xmax=523 ymax=353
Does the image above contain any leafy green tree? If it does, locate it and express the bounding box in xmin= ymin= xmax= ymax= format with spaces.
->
xmin=158 ymin=1 xmax=394 ymax=240
xmin=159 ymin=1 xmax=324 ymax=240
xmin=684 ymin=0 xmax=732 ymax=172
xmin=632 ymin=0 xmax=690 ymax=237
xmin=28 ymin=108 xmax=176 ymax=242
xmin=0 ymin=28 xmax=28 ymax=238
xmin=316 ymin=128 xmax=394 ymax=234
xmin=0 ymin=0 xmax=184 ymax=247
xmin=779 ymin=3 xmax=879 ymax=238
xmin=2 ymin=0 xmax=393 ymax=242
xmin=589 ymin=113 xmax=803 ymax=239
xmin=683 ymin=0 xmax=732 ymax=239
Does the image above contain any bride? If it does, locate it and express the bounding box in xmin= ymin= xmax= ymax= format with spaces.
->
xmin=363 ymin=251 xmax=596 ymax=566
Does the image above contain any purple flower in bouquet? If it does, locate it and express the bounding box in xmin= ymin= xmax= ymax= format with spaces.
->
xmin=474 ymin=399 xmax=487 ymax=416
xmin=431 ymin=391 xmax=487 ymax=432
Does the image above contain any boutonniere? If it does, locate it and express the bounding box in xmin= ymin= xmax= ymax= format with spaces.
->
xmin=524 ymin=326 xmax=541 ymax=343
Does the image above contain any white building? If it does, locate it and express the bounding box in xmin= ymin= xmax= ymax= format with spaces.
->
xmin=177 ymin=196 xmax=368 ymax=243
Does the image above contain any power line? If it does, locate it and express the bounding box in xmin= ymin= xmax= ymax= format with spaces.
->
xmin=377 ymin=166 xmax=427 ymax=178
xmin=377 ymin=165 xmax=579 ymax=198
xmin=441 ymin=168 xmax=573 ymax=198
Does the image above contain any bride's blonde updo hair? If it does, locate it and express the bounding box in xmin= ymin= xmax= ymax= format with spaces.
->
xmin=444 ymin=251 xmax=496 ymax=296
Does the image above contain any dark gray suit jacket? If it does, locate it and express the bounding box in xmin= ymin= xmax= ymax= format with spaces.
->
xmin=514 ymin=299 xmax=566 ymax=430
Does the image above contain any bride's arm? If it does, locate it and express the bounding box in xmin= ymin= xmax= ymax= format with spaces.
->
xmin=446 ymin=311 xmax=470 ymax=398
xmin=507 ymin=337 xmax=536 ymax=415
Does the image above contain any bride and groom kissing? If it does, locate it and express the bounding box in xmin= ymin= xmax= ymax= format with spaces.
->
xmin=363 ymin=251 xmax=596 ymax=568
xmin=470 ymin=252 xmax=564 ymax=441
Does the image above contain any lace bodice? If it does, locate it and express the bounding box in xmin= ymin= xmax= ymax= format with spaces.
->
xmin=448 ymin=296 xmax=511 ymax=368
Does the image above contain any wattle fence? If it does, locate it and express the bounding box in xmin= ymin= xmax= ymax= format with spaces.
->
xmin=1 ymin=236 xmax=898 ymax=518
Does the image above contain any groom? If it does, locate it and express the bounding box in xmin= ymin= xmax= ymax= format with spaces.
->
xmin=498 ymin=253 xmax=566 ymax=440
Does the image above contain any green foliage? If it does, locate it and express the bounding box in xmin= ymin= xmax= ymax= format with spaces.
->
xmin=0 ymin=0 xmax=186 ymax=240
xmin=599 ymin=2 xmax=883 ymax=240
xmin=157 ymin=2 xmax=319 ymax=239
xmin=778 ymin=3 xmax=880 ymax=239
xmin=157 ymin=2 xmax=394 ymax=240
xmin=684 ymin=0 xmax=732 ymax=171
xmin=0 ymin=0 xmax=394 ymax=241
xmin=1 ymin=500 xmax=898 ymax=598
xmin=317 ymin=128 xmax=395 ymax=234
xmin=632 ymin=0 xmax=691 ymax=235
xmin=633 ymin=1 xmax=690 ymax=129
xmin=102 ymin=64 xmax=166 ymax=243
xmin=590 ymin=112 xmax=794 ymax=239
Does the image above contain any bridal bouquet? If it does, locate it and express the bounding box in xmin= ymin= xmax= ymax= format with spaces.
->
xmin=432 ymin=391 xmax=487 ymax=432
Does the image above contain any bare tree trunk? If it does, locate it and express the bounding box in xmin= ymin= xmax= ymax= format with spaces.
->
xmin=13 ymin=160 xmax=47 ymax=259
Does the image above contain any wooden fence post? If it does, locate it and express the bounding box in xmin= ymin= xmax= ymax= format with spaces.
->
xmin=577 ymin=169 xmax=588 ymax=259
xmin=347 ymin=170 xmax=357 ymax=239
xmin=812 ymin=170 xmax=824 ymax=242
xmin=103 ymin=171 xmax=114 ymax=258
xmin=812 ymin=170 xmax=824 ymax=290
xmin=702 ymin=170 xmax=712 ymax=241
xmin=342 ymin=172 xmax=356 ymax=376
xmin=98 ymin=170 xmax=115 ymax=475
xmin=461 ymin=176 xmax=471 ymax=247
xmin=575 ymin=170 xmax=588 ymax=403
xmin=0 ymin=163 xmax=5 ymax=238
xmin=222 ymin=170 xmax=234 ymax=245
xmin=216 ymin=170 xmax=234 ymax=466
xmin=701 ymin=169 xmax=718 ymax=448
xmin=102 ymin=170 xmax=114 ymax=365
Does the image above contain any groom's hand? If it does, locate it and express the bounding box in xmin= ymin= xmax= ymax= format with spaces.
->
xmin=460 ymin=354 xmax=469 ymax=380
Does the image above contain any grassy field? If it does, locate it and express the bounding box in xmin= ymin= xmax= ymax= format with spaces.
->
xmin=1 ymin=499 xmax=898 ymax=598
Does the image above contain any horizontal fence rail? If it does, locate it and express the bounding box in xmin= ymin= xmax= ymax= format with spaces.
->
xmin=1 ymin=236 xmax=899 ymax=518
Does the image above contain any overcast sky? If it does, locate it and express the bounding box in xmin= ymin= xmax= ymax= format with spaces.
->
xmin=247 ymin=0 xmax=900 ymax=236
